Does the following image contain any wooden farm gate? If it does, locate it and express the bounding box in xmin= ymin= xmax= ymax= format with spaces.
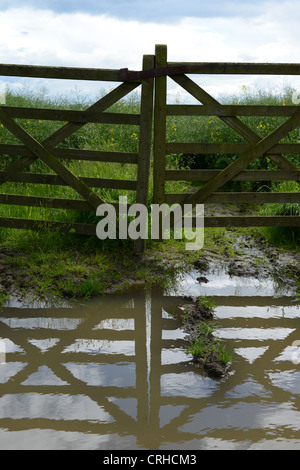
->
xmin=0 ymin=45 xmax=300 ymax=252
xmin=0 ymin=55 xmax=154 ymax=253
xmin=153 ymin=44 xmax=300 ymax=230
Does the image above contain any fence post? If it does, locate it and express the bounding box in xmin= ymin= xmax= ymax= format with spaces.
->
xmin=134 ymin=54 xmax=155 ymax=254
xmin=153 ymin=44 xmax=167 ymax=206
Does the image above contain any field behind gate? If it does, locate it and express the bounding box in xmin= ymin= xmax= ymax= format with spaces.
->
xmin=0 ymin=45 xmax=299 ymax=253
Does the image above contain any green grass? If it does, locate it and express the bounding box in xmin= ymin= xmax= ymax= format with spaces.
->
xmin=167 ymin=85 xmax=300 ymax=183
xmin=197 ymin=295 xmax=216 ymax=312
xmin=187 ymin=321 xmax=233 ymax=366
xmin=0 ymin=84 xmax=298 ymax=301
xmin=1 ymin=84 xmax=299 ymax=225
xmin=260 ymin=181 xmax=300 ymax=248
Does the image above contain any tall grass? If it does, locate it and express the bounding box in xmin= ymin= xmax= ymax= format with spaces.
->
xmin=260 ymin=181 xmax=300 ymax=247
xmin=166 ymin=85 xmax=300 ymax=191
xmin=0 ymin=88 xmax=142 ymax=226
xmin=0 ymin=85 xmax=299 ymax=248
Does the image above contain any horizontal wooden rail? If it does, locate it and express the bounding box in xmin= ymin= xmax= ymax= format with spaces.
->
xmin=0 ymin=193 xmax=94 ymax=211
xmin=167 ymin=104 xmax=300 ymax=117
xmin=0 ymin=193 xmax=132 ymax=211
xmin=0 ymin=216 xmax=97 ymax=235
xmin=0 ymin=144 xmax=139 ymax=163
xmin=167 ymin=61 xmax=300 ymax=75
xmin=3 ymin=61 xmax=300 ymax=84
xmin=204 ymin=215 xmax=300 ymax=227
xmin=165 ymin=192 xmax=300 ymax=204
xmin=1 ymin=106 xmax=140 ymax=125
xmin=165 ymin=169 xmax=300 ymax=181
xmin=0 ymin=171 xmax=137 ymax=190
xmin=166 ymin=142 xmax=300 ymax=154
xmin=1 ymin=216 xmax=297 ymax=240
xmin=0 ymin=63 xmax=140 ymax=82
xmin=184 ymin=216 xmax=300 ymax=227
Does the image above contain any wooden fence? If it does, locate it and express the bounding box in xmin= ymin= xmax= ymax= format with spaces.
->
xmin=0 ymin=44 xmax=299 ymax=252
xmin=153 ymin=44 xmax=300 ymax=229
xmin=0 ymin=55 xmax=154 ymax=253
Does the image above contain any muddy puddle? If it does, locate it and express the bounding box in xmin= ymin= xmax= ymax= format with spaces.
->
xmin=0 ymin=267 xmax=299 ymax=450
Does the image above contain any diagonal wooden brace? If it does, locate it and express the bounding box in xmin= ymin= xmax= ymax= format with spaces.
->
xmin=0 ymin=81 xmax=140 ymax=178
xmin=172 ymin=74 xmax=299 ymax=173
xmin=182 ymin=107 xmax=300 ymax=205
xmin=0 ymin=107 xmax=105 ymax=210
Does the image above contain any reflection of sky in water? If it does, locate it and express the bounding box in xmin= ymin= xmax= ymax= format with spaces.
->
xmin=161 ymin=348 xmax=192 ymax=365
xmin=0 ymin=393 xmax=114 ymax=423
xmin=93 ymin=318 xmax=135 ymax=331
xmin=215 ymin=305 xmax=300 ymax=319
xmin=0 ymin=317 xmax=81 ymax=330
xmin=234 ymin=347 xmax=269 ymax=364
xmin=179 ymin=402 xmax=300 ymax=434
xmin=268 ymin=370 xmax=300 ymax=395
xmin=0 ymin=268 xmax=299 ymax=450
xmin=62 ymin=339 xmax=135 ymax=356
xmin=167 ymin=268 xmax=295 ymax=298
xmin=161 ymin=372 xmax=219 ymax=399
xmin=63 ymin=362 xmax=136 ymax=387
xmin=225 ymin=378 xmax=272 ymax=399
xmin=0 ymin=428 xmax=114 ymax=450
xmin=0 ymin=362 xmax=26 ymax=383
xmin=161 ymin=328 xmax=187 ymax=340
xmin=21 ymin=366 xmax=68 ymax=386
xmin=216 ymin=327 xmax=295 ymax=340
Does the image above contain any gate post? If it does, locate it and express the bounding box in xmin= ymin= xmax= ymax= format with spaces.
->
xmin=153 ymin=44 xmax=167 ymax=206
xmin=134 ymin=54 xmax=155 ymax=254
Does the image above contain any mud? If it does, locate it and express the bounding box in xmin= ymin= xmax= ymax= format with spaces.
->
xmin=0 ymin=203 xmax=299 ymax=305
xmin=178 ymin=298 xmax=228 ymax=378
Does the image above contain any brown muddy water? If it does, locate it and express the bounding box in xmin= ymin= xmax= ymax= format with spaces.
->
xmin=0 ymin=267 xmax=299 ymax=450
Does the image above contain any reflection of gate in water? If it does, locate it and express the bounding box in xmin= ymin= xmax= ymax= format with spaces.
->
xmin=0 ymin=289 xmax=299 ymax=448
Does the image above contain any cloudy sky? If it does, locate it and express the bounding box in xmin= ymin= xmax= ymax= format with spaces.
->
xmin=1 ymin=0 xmax=300 ymax=100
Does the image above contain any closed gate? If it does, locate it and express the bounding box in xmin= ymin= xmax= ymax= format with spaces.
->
xmin=0 ymin=45 xmax=300 ymax=252
xmin=153 ymin=44 xmax=300 ymax=229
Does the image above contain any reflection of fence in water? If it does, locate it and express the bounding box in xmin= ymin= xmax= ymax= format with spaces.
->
xmin=0 ymin=290 xmax=299 ymax=448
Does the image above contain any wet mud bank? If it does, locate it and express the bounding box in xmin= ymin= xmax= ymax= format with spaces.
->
xmin=0 ymin=223 xmax=299 ymax=311
xmin=179 ymin=297 xmax=230 ymax=378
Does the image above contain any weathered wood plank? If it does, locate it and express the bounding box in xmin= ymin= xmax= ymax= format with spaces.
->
xmin=0 ymin=216 xmax=97 ymax=234
xmin=135 ymin=54 xmax=155 ymax=253
xmin=0 ymin=193 xmax=141 ymax=211
xmin=1 ymin=106 xmax=140 ymax=125
xmin=165 ymin=169 xmax=300 ymax=181
xmin=153 ymin=44 xmax=167 ymax=205
xmin=0 ymin=63 xmax=140 ymax=82
xmin=0 ymin=144 xmax=139 ymax=163
xmin=169 ymin=215 xmax=300 ymax=228
xmin=167 ymin=104 xmax=300 ymax=117
xmin=54 ymin=149 xmax=139 ymax=163
xmin=201 ymin=216 xmax=300 ymax=227
xmin=168 ymin=61 xmax=300 ymax=75
xmin=0 ymin=193 xmax=93 ymax=211
xmin=166 ymin=142 xmax=300 ymax=155
xmin=0 ymin=171 xmax=137 ymax=190
xmin=165 ymin=192 xmax=300 ymax=204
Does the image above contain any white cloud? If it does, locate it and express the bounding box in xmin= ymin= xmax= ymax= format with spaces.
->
xmin=0 ymin=4 xmax=300 ymax=100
